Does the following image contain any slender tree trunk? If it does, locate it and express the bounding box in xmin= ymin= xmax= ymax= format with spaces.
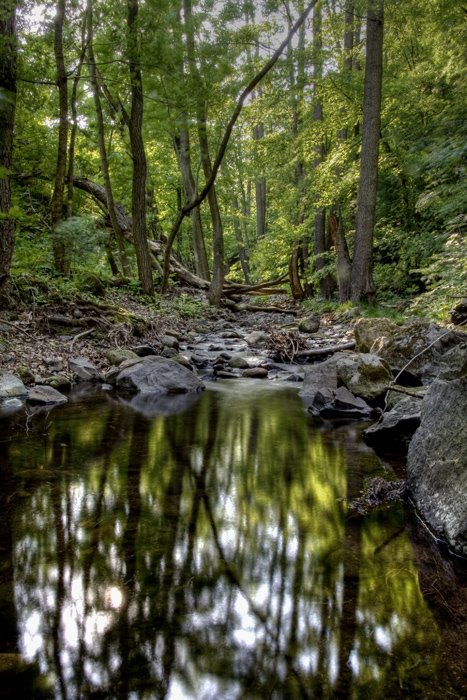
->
xmin=288 ymin=1 xmax=306 ymax=300
xmin=312 ymin=2 xmax=334 ymax=300
xmin=232 ymin=194 xmax=251 ymax=283
xmin=330 ymin=0 xmax=354 ymax=300
xmin=65 ymin=14 xmax=86 ymax=221
xmin=174 ymin=129 xmax=210 ymax=280
xmin=86 ymin=0 xmax=131 ymax=277
xmin=183 ymin=0 xmax=224 ymax=305
xmin=51 ymin=0 xmax=70 ymax=276
xmin=0 ymin=0 xmax=17 ymax=299
xmin=253 ymin=116 xmax=267 ymax=239
xmin=351 ymin=0 xmax=384 ymax=303
xmin=127 ymin=0 xmax=154 ymax=295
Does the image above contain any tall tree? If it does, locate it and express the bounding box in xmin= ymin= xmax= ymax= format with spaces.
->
xmin=127 ymin=0 xmax=154 ymax=295
xmin=350 ymin=0 xmax=384 ymax=303
xmin=183 ymin=0 xmax=225 ymax=305
xmin=0 ymin=0 xmax=17 ymax=298
xmin=50 ymin=0 xmax=70 ymax=275
xmin=86 ymin=0 xmax=131 ymax=278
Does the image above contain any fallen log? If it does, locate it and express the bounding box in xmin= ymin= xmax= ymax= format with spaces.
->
xmin=73 ymin=176 xmax=291 ymax=298
xmin=295 ymin=341 xmax=356 ymax=359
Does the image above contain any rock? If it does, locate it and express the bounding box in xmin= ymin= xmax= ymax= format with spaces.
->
xmin=298 ymin=315 xmax=320 ymax=334
xmin=370 ymin=319 xmax=463 ymax=382
xmin=228 ymin=355 xmax=250 ymax=369
xmin=0 ymin=373 xmax=28 ymax=399
xmin=242 ymin=367 xmax=268 ymax=378
xmin=407 ymin=349 xmax=467 ymax=556
xmin=44 ymin=356 xmax=65 ymax=372
xmin=39 ymin=375 xmax=71 ymax=391
xmin=69 ymin=357 xmax=102 ymax=381
xmin=131 ymin=344 xmax=159 ymax=357
xmin=354 ymin=317 xmax=400 ymax=353
xmin=244 ymin=330 xmax=269 ymax=346
xmin=161 ymin=346 xmax=178 ymax=358
xmin=334 ymin=352 xmax=393 ymax=402
xmin=27 ymin=385 xmax=68 ymax=406
xmin=115 ymin=356 xmax=204 ymax=395
xmin=16 ymin=365 xmax=35 ymax=384
xmin=216 ymin=370 xmax=238 ymax=379
xmin=299 ymin=357 xmax=338 ymax=399
xmin=308 ymin=386 xmax=373 ymax=419
xmin=363 ymin=397 xmax=421 ymax=457
xmin=106 ymin=348 xmax=139 ymax=366
xmin=160 ymin=334 xmax=179 ymax=350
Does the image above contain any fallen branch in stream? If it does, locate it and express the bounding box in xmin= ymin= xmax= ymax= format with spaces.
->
xmin=295 ymin=341 xmax=356 ymax=360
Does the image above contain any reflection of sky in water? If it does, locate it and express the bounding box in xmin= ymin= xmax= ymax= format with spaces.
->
xmin=5 ymin=387 xmax=452 ymax=698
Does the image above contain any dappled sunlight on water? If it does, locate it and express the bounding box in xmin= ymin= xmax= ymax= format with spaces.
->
xmin=0 ymin=383 xmax=466 ymax=698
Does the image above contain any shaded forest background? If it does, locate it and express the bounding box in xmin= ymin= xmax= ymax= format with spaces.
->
xmin=0 ymin=0 xmax=466 ymax=317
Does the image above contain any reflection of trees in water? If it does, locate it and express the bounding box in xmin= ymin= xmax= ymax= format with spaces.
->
xmin=2 ymin=391 xmax=463 ymax=698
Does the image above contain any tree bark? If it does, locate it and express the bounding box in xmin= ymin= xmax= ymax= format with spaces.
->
xmin=51 ymin=0 xmax=70 ymax=276
xmin=350 ymin=0 xmax=384 ymax=303
xmin=0 ymin=0 xmax=17 ymax=298
xmin=183 ymin=0 xmax=224 ymax=305
xmin=127 ymin=0 xmax=154 ymax=295
xmin=86 ymin=0 xmax=131 ymax=278
xmin=174 ymin=129 xmax=210 ymax=280
xmin=66 ymin=13 xmax=86 ymax=221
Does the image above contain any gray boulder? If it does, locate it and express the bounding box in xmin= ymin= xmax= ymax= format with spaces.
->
xmin=407 ymin=344 xmax=467 ymax=556
xmin=27 ymin=385 xmax=68 ymax=406
xmin=244 ymin=330 xmax=269 ymax=347
xmin=363 ymin=396 xmax=421 ymax=457
xmin=334 ymin=352 xmax=393 ymax=402
xmin=307 ymin=386 xmax=373 ymax=419
xmin=0 ymin=373 xmax=28 ymax=399
xmin=354 ymin=317 xmax=400 ymax=353
xmin=69 ymin=357 xmax=102 ymax=381
xmin=298 ymin=315 xmax=320 ymax=334
xmin=369 ymin=319 xmax=462 ymax=382
xmin=116 ymin=356 xmax=204 ymax=395
xmin=106 ymin=348 xmax=139 ymax=366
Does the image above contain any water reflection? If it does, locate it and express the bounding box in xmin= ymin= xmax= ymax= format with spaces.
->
xmin=0 ymin=383 xmax=465 ymax=699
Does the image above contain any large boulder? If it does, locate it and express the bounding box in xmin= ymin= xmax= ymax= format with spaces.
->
xmin=363 ymin=396 xmax=421 ymax=457
xmin=354 ymin=317 xmax=400 ymax=353
xmin=115 ymin=356 xmax=204 ymax=395
xmin=334 ymin=352 xmax=393 ymax=402
xmin=369 ymin=319 xmax=463 ymax=383
xmin=407 ymin=343 xmax=467 ymax=557
xmin=307 ymin=386 xmax=373 ymax=419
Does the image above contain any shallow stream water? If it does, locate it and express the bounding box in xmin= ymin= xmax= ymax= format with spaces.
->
xmin=0 ymin=381 xmax=466 ymax=699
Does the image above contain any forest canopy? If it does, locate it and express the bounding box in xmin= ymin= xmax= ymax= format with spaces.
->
xmin=1 ymin=0 xmax=466 ymax=314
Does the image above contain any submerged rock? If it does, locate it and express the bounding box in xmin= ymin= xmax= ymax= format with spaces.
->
xmin=115 ymin=356 xmax=205 ymax=395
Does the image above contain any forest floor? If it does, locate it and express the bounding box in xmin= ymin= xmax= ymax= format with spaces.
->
xmin=0 ymin=287 xmax=355 ymax=383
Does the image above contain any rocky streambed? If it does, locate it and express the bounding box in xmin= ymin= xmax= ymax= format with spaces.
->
xmin=1 ymin=306 xmax=466 ymax=558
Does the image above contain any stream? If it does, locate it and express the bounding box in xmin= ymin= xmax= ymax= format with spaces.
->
xmin=0 ymin=379 xmax=466 ymax=699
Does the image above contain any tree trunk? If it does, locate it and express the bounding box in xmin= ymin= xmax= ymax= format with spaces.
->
xmin=0 ymin=0 xmax=17 ymax=299
xmin=51 ymin=0 xmax=70 ymax=276
xmin=86 ymin=0 xmax=131 ymax=278
xmin=127 ymin=0 xmax=154 ymax=295
xmin=232 ymin=194 xmax=251 ymax=284
xmin=350 ymin=0 xmax=384 ymax=303
xmin=329 ymin=210 xmax=351 ymax=301
xmin=330 ymin=0 xmax=354 ymax=300
xmin=66 ymin=14 xmax=86 ymax=221
xmin=174 ymin=129 xmax=210 ymax=280
xmin=183 ymin=0 xmax=224 ymax=305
